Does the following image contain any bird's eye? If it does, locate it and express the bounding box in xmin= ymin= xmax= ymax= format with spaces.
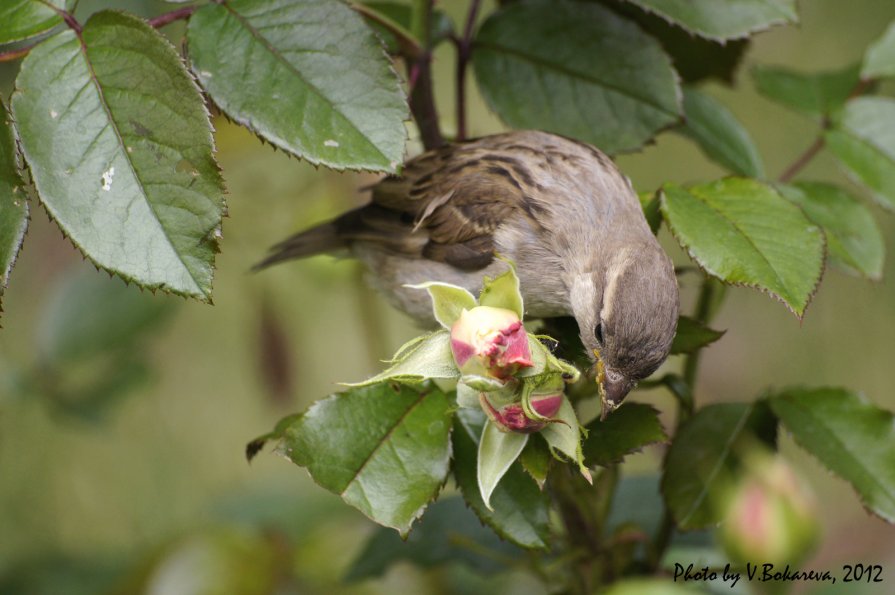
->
xmin=594 ymin=323 xmax=604 ymax=344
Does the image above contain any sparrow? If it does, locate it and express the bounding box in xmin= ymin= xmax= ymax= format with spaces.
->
xmin=255 ymin=130 xmax=679 ymax=415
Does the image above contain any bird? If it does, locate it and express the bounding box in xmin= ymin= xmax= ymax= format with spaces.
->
xmin=255 ymin=130 xmax=679 ymax=415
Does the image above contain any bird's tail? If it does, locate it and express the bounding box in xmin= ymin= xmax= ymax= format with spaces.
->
xmin=252 ymin=220 xmax=346 ymax=271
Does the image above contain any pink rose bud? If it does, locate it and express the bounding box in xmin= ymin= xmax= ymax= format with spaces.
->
xmin=450 ymin=306 xmax=533 ymax=379
xmin=480 ymin=393 xmax=563 ymax=433
xmin=721 ymin=456 xmax=819 ymax=567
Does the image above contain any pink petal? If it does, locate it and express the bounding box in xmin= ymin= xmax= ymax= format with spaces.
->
xmin=450 ymin=338 xmax=476 ymax=368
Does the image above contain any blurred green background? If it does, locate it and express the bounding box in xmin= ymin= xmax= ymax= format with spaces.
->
xmin=2 ymin=0 xmax=895 ymax=593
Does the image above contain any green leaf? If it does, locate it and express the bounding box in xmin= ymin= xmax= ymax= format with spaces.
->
xmin=281 ymin=383 xmax=453 ymax=535
xmin=187 ymin=0 xmax=407 ymax=172
xmin=662 ymin=402 xmax=777 ymax=529
xmin=778 ymin=182 xmax=884 ymax=280
xmin=541 ymin=395 xmax=590 ymax=481
xmin=863 ymin=22 xmax=895 ymax=80
xmin=0 ymin=0 xmax=74 ymax=44
xmin=12 ymin=12 xmax=225 ymax=300
xmin=478 ymin=266 xmax=523 ymax=318
xmin=407 ymin=281 xmax=477 ymax=328
xmin=473 ymin=0 xmax=681 ymax=155
xmin=0 ymin=100 xmax=28 ymax=318
xmin=583 ymin=403 xmax=667 ymax=467
xmin=360 ymin=2 xmax=454 ymax=55
xmin=348 ymin=330 xmax=459 ymax=386
xmin=670 ymin=315 xmax=725 ymax=355
xmin=660 ymin=178 xmax=824 ymax=318
xmin=453 ymin=409 xmax=550 ymax=549
xmin=345 ymin=496 xmax=522 ymax=581
xmin=37 ymin=265 xmax=175 ymax=365
xmin=477 ymin=419 xmax=529 ymax=510
xmin=826 ymin=97 xmax=895 ymax=211
xmin=752 ymin=63 xmax=860 ymax=117
xmin=596 ymin=0 xmax=748 ymax=84
xmin=623 ymin=0 xmax=797 ymax=41
xmin=769 ymin=387 xmax=895 ymax=523
xmin=679 ymin=87 xmax=764 ymax=177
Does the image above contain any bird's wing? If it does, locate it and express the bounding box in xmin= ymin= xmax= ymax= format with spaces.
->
xmin=255 ymin=131 xmax=612 ymax=272
xmin=347 ymin=137 xmax=546 ymax=270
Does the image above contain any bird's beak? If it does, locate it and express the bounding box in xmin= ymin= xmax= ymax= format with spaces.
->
xmin=593 ymin=349 xmax=633 ymax=421
xmin=599 ymin=373 xmax=633 ymax=421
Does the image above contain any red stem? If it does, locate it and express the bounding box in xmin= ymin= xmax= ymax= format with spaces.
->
xmin=147 ymin=6 xmax=198 ymax=29
xmin=777 ymin=77 xmax=876 ymax=183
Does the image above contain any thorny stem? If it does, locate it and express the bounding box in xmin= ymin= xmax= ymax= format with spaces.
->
xmin=550 ymin=465 xmax=619 ymax=594
xmin=453 ymin=0 xmax=482 ymax=141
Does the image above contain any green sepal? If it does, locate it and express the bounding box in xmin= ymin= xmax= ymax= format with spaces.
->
xmin=456 ymin=382 xmax=481 ymax=408
xmin=541 ymin=396 xmax=591 ymax=483
xmin=346 ymin=330 xmax=459 ymax=386
xmin=406 ymin=281 xmax=477 ymax=328
xmin=478 ymin=420 xmax=529 ymax=510
xmin=478 ymin=260 xmax=524 ymax=318
xmin=461 ymin=374 xmax=508 ymax=392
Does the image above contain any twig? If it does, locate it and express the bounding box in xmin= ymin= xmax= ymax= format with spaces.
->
xmin=454 ymin=0 xmax=482 ymax=141
xmin=777 ymin=77 xmax=876 ymax=183
xmin=777 ymin=136 xmax=825 ymax=183
xmin=147 ymin=6 xmax=197 ymax=29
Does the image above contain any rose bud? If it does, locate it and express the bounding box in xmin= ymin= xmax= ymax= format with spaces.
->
xmin=450 ymin=306 xmax=533 ymax=379
xmin=721 ymin=455 xmax=819 ymax=567
xmin=480 ymin=392 xmax=563 ymax=433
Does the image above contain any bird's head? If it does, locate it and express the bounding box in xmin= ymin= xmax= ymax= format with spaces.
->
xmin=570 ymin=243 xmax=679 ymax=419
